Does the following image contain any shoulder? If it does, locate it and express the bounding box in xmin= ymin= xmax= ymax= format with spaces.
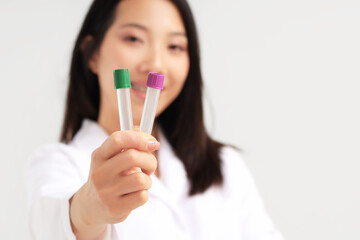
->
xmin=29 ymin=142 xmax=80 ymax=164
xmin=27 ymin=142 xmax=87 ymax=180
xmin=220 ymin=146 xmax=247 ymax=175
xmin=27 ymin=142 xmax=90 ymax=196
xmin=219 ymin=146 xmax=257 ymax=194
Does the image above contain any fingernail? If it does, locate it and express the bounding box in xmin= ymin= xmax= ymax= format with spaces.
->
xmin=148 ymin=141 xmax=160 ymax=151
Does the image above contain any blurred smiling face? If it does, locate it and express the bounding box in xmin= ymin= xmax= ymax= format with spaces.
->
xmin=90 ymin=0 xmax=190 ymax=132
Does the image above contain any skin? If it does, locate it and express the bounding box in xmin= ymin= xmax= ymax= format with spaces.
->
xmin=70 ymin=1 xmax=190 ymax=239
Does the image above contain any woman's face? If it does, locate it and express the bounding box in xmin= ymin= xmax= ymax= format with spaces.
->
xmin=91 ymin=0 xmax=189 ymax=132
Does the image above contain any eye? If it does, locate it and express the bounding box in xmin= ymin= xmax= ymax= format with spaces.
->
xmin=169 ymin=44 xmax=185 ymax=51
xmin=124 ymin=36 xmax=140 ymax=43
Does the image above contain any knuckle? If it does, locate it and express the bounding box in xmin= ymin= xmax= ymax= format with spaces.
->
xmin=120 ymin=131 xmax=134 ymax=145
xmin=126 ymin=149 xmax=138 ymax=162
xmin=133 ymin=173 xmax=147 ymax=187
xmin=130 ymin=132 xmax=145 ymax=149
xmin=138 ymin=190 xmax=149 ymax=205
xmin=89 ymin=171 xmax=96 ymax=183
xmin=110 ymin=132 xmax=121 ymax=145
xmin=91 ymin=148 xmax=100 ymax=161
xmin=150 ymin=155 xmax=158 ymax=171
xmin=146 ymin=177 xmax=152 ymax=189
xmin=89 ymin=170 xmax=100 ymax=186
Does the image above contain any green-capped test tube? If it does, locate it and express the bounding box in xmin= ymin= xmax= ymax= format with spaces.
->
xmin=114 ymin=69 xmax=133 ymax=131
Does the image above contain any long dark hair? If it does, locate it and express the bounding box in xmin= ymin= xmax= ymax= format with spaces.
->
xmin=61 ymin=0 xmax=224 ymax=195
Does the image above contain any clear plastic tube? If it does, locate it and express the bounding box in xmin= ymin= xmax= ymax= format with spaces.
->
xmin=117 ymin=88 xmax=133 ymax=131
xmin=140 ymin=87 xmax=160 ymax=134
xmin=140 ymin=72 xmax=164 ymax=135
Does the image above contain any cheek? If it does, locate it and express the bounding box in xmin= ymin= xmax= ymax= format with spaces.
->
xmin=97 ymin=36 xmax=142 ymax=79
xmin=96 ymin=42 xmax=141 ymax=102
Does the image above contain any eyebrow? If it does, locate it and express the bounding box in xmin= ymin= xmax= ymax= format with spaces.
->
xmin=170 ymin=32 xmax=187 ymax=37
xmin=119 ymin=23 xmax=187 ymax=37
xmin=119 ymin=23 xmax=147 ymax=31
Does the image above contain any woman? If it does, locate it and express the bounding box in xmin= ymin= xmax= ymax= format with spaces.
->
xmin=27 ymin=0 xmax=283 ymax=239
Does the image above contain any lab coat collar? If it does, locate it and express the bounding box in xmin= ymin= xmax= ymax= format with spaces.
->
xmin=155 ymin=128 xmax=189 ymax=199
xmin=149 ymin=127 xmax=189 ymax=233
xmin=70 ymin=118 xmax=108 ymax=155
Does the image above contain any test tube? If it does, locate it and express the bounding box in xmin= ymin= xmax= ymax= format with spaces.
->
xmin=140 ymin=72 xmax=165 ymax=134
xmin=114 ymin=68 xmax=133 ymax=131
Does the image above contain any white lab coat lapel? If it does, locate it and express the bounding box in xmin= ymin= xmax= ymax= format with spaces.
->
xmin=156 ymin=129 xmax=189 ymax=199
xmin=147 ymin=128 xmax=190 ymax=234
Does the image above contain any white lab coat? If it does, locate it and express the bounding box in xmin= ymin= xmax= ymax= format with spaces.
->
xmin=27 ymin=119 xmax=283 ymax=240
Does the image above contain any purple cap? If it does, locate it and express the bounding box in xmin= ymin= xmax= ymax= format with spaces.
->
xmin=147 ymin=72 xmax=165 ymax=90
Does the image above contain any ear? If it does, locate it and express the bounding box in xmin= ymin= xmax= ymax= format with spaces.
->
xmin=80 ymin=35 xmax=99 ymax=74
xmin=89 ymin=51 xmax=99 ymax=74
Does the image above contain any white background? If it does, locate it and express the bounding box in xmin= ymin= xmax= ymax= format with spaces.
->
xmin=0 ymin=0 xmax=359 ymax=239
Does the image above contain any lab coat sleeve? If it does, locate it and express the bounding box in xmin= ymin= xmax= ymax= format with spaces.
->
xmin=26 ymin=144 xmax=118 ymax=240
xmin=223 ymin=148 xmax=284 ymax=240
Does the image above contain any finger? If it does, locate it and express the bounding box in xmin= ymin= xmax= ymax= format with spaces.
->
xmin=105 ymin=172 xmax=152 ymax=196
xmin=95 ymin=131 xmax=160 ymax=161
xmin=106 ymin=190 xmax=149 ymax=219
xmin=121 ymin=167 xmax=141 ymax=176
xmin=91 ymin=150 xmax=157 ymax=188
xmin=116 ymin=149 xmax=157 ymax=175
xmin=119 ymin=190 xmax=149 ymax=212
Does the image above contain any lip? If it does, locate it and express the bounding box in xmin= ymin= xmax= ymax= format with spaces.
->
xmin=131 ymin=82 xmax=147 ymax=101
xmin=131 ymin=82 xmax=165 ymax=101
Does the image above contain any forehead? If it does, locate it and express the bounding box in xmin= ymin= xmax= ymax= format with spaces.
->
xmin=114 ymin=0 xmax=186 ymax=33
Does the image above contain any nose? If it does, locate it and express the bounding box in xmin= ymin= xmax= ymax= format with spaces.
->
xmin=139 ymin=45 xmax=166 ymax=75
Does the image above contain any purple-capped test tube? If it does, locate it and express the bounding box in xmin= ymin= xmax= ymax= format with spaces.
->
xmin=140 ymin=72 xmax=165 ymax=135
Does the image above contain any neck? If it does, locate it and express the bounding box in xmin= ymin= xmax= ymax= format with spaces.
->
xmin=97 ymin=96 xmax=119 ymax=134
xmin=97 ymin=104 xmax=158 ymax=138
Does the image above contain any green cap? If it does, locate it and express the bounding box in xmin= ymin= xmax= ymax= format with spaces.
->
xmin=114 ymin=68 xmax=131 ymax=89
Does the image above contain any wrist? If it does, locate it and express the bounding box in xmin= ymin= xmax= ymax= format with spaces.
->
xmin=69 ymin=184 xmax=107 ymax=240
